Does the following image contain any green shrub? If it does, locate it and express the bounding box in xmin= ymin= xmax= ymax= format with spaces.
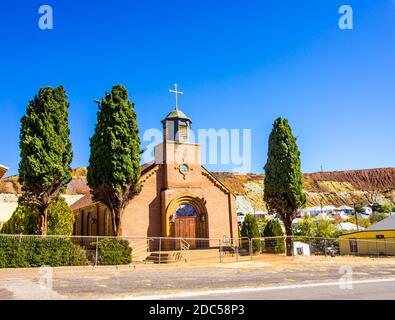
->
xmin=93 ymin=238 xmax=132 ymax=265
xmin=0 ymin=236 xmax=89 ymax=268
xmin=263 ymin=219 xmax=285 ymax=254
xmin=240 ymin=214 xmax=261 ymax=253
xmin=375 ymin=204 xmax=392 ymax=213
xmin=1 ymin=197 xmax=75 ymax=236
xmin=314 ymin=218 xmax=341 ymax=238
xmin=294 ymin=216 xmax=316 ymax=238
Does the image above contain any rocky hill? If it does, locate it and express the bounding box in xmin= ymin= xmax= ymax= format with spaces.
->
xmin=213 ymin=168 xmax=395 ymax=212
xmin=1 ymin=167 xmax=395 ymax=212
xmin=0 ymin=167 xmax=90 ymax=195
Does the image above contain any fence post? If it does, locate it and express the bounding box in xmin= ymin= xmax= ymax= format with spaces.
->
xmin=158 ymin=237 xmax=162 ymax=265
xmin=249 ymin=238 xmax=253 ymax=261
xmin=235 ymin=239 xmax=239 ymax=262
xmin=284 ymin=236 xmax=287 ymax=256
xmin=324 ymin=239 xmax=327 ymax=257
xmin=219 ymin=239 xmax=223 ymax=263
xmin=95 ymin=236 xmax=99 ymax=266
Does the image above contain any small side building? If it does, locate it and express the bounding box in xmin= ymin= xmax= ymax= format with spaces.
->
xmin=339 ymin=215 xmax=395 ymax=256
xmin=0 ymin=165 xmax=8 ymax=179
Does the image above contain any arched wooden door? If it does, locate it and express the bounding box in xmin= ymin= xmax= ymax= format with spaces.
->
xmin=169 ymin=202 xmax=208 ymax=249
xmin=175 ymin=216 xmax=196 ymax=248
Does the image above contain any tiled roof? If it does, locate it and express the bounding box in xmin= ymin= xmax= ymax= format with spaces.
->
xmin=70 ymin=193 xmax=93 ymax=210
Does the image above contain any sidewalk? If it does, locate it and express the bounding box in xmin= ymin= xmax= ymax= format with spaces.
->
xmin=1 ymin=255 xmax=395 ymax=299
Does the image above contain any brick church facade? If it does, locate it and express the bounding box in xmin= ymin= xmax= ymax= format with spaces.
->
xmin=71 ymin=107 xmax=238 ymax=245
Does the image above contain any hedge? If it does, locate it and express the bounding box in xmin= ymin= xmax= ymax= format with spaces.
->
xmin=0 ymin=236 xmax=89 ymax=268
xmin=93 ymin=238 xmax=132 ymax=265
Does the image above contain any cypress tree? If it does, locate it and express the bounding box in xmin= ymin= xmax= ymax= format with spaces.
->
xmin=18 ymin=86 xmax=72 ymax=235
xmin=264 ymin=117 xmax=306 ymax=256
xmin=87 ymin=85 xmax=141 ymax=236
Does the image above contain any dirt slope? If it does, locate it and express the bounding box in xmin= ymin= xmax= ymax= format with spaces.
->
xmin=213 ymin=168 xmax=395 ymax=210
xmin=1 ymin=167 xmax=395 ymax=210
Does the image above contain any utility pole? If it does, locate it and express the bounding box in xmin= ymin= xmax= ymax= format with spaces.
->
xmin=353 ymin=202 xmax=360 ymax=232
xmin=320 ymin=198 xmax=324 ymax=218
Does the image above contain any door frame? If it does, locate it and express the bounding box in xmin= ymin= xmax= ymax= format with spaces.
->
xmin=164 ymin=195 xmax=208 ymax=239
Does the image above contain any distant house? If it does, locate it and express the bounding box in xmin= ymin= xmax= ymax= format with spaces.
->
xmin=252 ymin=211 xmax=267 ymax=220
xmin=237 ymin=212 xmax=246 ymax=224
xmin=299 ymin=206 xmax=336 ymax=219
xmin=0 ymin=193 xmax=17 ymax=231
xmin=361 ymin=207 xmax=373 ymax=215
xmin=336 ymin=205 xmax=354 ymax=215
xmin=0 ymin=194 xmax=83 ymax=231
xmin=356 ymin=212 xmax=370 ymax=219
xmin=237 ymin=211 xmax=268 ymax=225
xmin=339 ymin=215 xmax=395 ymax=255
xmin=333 ymin=212 xmax=350 ymax=221
xmin=336 ymin=222 xmax=363 ymax=232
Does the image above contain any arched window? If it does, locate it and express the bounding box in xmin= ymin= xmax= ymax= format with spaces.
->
xmin=173 ymin=204 xmax=198 ymax=218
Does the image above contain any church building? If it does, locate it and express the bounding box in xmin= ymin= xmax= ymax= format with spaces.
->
xmin=71 ymin=91 xmax=238 ymax=246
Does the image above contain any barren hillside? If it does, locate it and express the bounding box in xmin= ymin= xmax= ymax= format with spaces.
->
xmin=1 ymin=167 xmax=395 ymax=211
xmin=213 ymin=168 xmax=395 ymax=211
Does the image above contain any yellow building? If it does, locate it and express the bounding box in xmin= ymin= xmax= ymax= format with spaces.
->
xmin=339 ymin=215 xmax=395 ymax=256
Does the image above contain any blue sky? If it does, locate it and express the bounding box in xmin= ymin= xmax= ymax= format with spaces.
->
xmin=0 ymin=0 xmax=394 ymax=175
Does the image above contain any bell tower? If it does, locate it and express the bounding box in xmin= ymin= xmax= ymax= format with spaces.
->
xmin=161 ymin=108 xmax=192 ymax=143
xmin=154 ymin=84 xmax=202 ymax=190
xmin=162 ymin=84 xmax=192 ymax=142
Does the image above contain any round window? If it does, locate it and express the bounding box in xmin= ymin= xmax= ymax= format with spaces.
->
xmin=179 ymin=164 xmax=189 ymax=174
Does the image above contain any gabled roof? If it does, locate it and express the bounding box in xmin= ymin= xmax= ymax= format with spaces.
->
xmin=71 ymin=163 xmax=235 ymax=211
xmin=365 ymin=214 xmax=395 ymax=231
xmin=70 ymin=161 xmax=159 ymax=211
xmin=202 ymin=166 xmax=235 ymax=197
xmin=70 ymin=193 xmax=94 ymax=210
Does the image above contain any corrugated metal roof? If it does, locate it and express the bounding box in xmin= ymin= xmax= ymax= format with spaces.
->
xmin=366 ymin=214 xmax=395 ymax=231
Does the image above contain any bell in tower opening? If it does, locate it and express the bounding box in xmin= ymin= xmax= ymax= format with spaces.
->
xmin=162 ymin=108 xmax=192 ymax=143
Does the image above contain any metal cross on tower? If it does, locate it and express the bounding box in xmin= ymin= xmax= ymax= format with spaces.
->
xmin=169 ymin=83 xmax=184 ymax=110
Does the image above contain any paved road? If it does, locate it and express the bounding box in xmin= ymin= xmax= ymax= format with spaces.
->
xmin=159 ymin=278 xmax=395 ymax=300
xmin=1 ymin=257 xmax=395 ymax=299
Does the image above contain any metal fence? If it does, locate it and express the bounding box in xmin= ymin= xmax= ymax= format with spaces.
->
xmin=1 ymin=234 xmax=395 ymax=267
xmin=250 ymin=236 xmax=395 ymax=258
